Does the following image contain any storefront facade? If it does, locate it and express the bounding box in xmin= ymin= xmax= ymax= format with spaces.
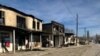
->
xmin=0 ymin=30 xmax=12 ymax=53
xmin=0 ymin=4 xmax=43 ymax=53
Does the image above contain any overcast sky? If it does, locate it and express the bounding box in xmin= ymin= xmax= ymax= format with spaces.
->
xmin=0 ymin=0 xmax=100 ymax=36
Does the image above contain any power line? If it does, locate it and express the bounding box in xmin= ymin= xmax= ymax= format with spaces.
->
xmin=79 ymin=25 xmax=100 ymax=29
xmin=62 ymin=0 xmax=75 ymax=17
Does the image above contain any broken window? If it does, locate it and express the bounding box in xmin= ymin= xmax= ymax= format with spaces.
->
xmin=37 ymin=22 xmax=40 ymax=29
xmin=17 ymin=16 xmax=26 ymax=29
xmin=33 ymin=20 xmax=36 ymax=29
xmin=0 ymin=11 xmax=5 ymax=25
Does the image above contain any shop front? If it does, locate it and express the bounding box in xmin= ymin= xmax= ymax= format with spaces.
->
xmin=0 ymin=26 xmax=42 ymax=53
xmin=0 ymin=31 xmax=12 ymax=53
xmin=0 ymin=26 xmax=30 ymax=53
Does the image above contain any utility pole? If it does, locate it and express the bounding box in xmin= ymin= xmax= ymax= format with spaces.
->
xmin=87 ymin=30 xmax=90 ymax=45
xmin=84 ymin=27 xmax=87 ymax=40
xmin=76 ymin=14 xmax=78 ymax=46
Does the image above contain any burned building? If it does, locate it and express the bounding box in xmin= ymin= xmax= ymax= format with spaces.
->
xmin=64 ymin=29 xmax=75 ymax=46
xmin=0 ymin=4 xmax=42 ymax=53
xmin=42 ymin=21 xmax=65 ymax=47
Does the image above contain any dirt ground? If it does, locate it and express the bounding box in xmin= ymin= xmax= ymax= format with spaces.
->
xmin=1 ymin=44 xmax=100 ymax=56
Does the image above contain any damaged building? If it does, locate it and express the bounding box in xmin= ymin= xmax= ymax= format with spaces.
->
xmin=42 ymin=21 xmax=65 ymax=47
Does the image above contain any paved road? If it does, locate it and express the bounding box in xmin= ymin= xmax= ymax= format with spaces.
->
xmin=1 ymin=44 xmax=100 ymax=56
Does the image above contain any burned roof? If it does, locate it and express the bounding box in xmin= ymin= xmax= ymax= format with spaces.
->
xmin=51 ymin=21 xmax=64 ymax=27
xmin=43 ymin=21 xmax=64 ymax=28
xmin=0 ymin=4 xmax=42 ymax=22
xmin=65 ymin=28 xmax=74 ymax=35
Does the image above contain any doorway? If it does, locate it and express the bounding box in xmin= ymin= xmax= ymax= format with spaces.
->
xmin=0 ymin=32 xmax=11 ymax=52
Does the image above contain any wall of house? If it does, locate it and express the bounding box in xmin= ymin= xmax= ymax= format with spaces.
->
xmin=0 ymin=8 xmax=42 ymax=32
xmin=37 ymin=20 xmax=42 ymax=31
xmin=5 ymin=9 xmax=17 ymax=27
xmin=43 ymin=24 xmax=52 ymax=33
xmin=0 ymin=8 xmax=17 ymax=27
xmin=26 ymin=17 xmax=33 ymax=30
xmin=26 ymin=17 xmax=42 ymax=31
